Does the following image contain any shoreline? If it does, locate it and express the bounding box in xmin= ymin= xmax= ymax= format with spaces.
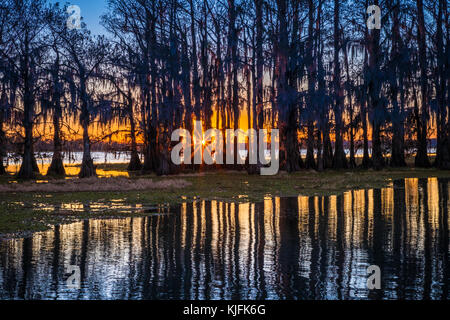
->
xmin=0 ymin=166 xmax=449 ymax=238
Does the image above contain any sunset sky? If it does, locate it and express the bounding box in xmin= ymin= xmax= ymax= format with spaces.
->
xmin=40 ymin=0 xmax=439 ymax=145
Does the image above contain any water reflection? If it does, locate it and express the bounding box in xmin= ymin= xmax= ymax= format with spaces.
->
xmin=0 ymin=178 xmax=448 ymax=300
xmin=6 ymin=151 xmax=131 ymax=178
xmin=6 ymin=163 xmax=129 ymax=178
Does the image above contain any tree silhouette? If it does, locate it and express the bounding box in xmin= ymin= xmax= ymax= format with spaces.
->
xmin=0 ymin=0 xmax=448 ymax=178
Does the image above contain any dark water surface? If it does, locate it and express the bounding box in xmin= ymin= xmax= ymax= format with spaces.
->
xmin=0 ymin=178 xmax=448 ymax=300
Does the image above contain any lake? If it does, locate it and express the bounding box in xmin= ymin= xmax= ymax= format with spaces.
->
xmin=0 ymin=178 xmax=448 ymax=300
xmin=5 ymin=152 xmax=132 ymax=177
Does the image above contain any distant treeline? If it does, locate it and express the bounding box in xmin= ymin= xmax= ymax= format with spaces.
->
xmin=0 ymin=0 xmax=448 ymax=179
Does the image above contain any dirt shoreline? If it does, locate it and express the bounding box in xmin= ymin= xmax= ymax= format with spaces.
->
xmin=0 ymin=177 xmax=191 ymax=193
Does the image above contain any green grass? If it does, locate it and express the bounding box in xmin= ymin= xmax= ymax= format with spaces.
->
xmin=0 ymin=166 xmax=449 ymax=238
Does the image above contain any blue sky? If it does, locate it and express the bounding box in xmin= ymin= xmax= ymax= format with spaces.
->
xmin=50 ymin=0 xmax=108 ymax=35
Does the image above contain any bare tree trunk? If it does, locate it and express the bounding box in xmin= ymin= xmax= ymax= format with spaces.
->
xmin=390 ymin=0 xmax=406 ymax=167
xmin=190 ymin=0 xmax=201 ymax=122
xmin=78 ymin=77 xmax=96 ymax=178
xmin=445 ymin=0 xmax=450 ymax=169
xmin=142 ymin=5 xmax=158 ymax=173
xmin=201 ymin=3 xmax=212 ymax=130
xmin=415 ymin=0 xmax=431 ymax=167
xmin=276 ymin=0 xmax=301 ymax=172
xmin=214 ymin=19 xmax=226 ymax=170
xmin=47 ymin=53 xmax=65 ymax=176
xmin=317 ymin=130 xmax=323 ymax=171
xmin=18 ymin=95 xmax=36 ymax=179
xmin=316 ymin=0 xmax=328 ymax=171
xmin=18 ymin=34 xmax=38 ymax=179
xmin=361 ymin=43 xmax=372 ymax=168
xmin=434 ymin=0 xmax=450 ymax=169
xmin=0 ymin=87 xmax=7 ymax=175
xmin=47 ymin=103 xmax=65 ymax=176
xmin=244 ymin=28 xmax=252 ymax=169
xmin=127 ymin=98 xmax=142 ymax=172
xmin=343 ymin=40 xmax=356 ymax=168
xmin=305 ymin=0 xmax=316 ymax=170
xmin=367 ymin=0 xmax=385 ymax=170
xmin=0 ymin=117 xmax=6 ymax=175
xmin=446 ymin=0 xmax=450 ymax=170
xmin=226 ymin=0 xmax=240 ymax=169
xmin=361 ymin=99 xmax=371 ymax=168
xmin=181 ymin=28 xmax=193 ymax=171
xmin=322 ymin=100 xmax=333 ymax=169
xmin=332 ymin=0 xmax=348 ymax=169
xmin=248 ymin=0 xmax=264 ymax=175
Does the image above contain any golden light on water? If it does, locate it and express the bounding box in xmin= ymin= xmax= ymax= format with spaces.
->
xmin=1 ymin=178 xmax=448 ymax=299
xmin=5 ymin=163 xmax=129 ymax=178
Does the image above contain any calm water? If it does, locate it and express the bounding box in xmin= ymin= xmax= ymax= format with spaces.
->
xmin=0 ymin=178 xmax=448 ymax=300
xmin=5 ymin=152 xmax=132 ymax=177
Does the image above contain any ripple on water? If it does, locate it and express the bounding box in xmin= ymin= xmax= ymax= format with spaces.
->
xmin=0 ymin=178 xmax=448 ymax=300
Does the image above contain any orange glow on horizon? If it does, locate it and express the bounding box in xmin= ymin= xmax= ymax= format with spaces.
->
xmin=6 ymin=101 xmax=437 ymax=147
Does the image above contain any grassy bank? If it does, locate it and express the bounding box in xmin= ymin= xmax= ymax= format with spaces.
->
xmin=0 ymin=165 xmax=449 ymax=238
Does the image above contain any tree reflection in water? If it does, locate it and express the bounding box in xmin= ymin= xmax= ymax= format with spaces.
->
xmin=0 ymin=178 xmax=448 ymax=300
